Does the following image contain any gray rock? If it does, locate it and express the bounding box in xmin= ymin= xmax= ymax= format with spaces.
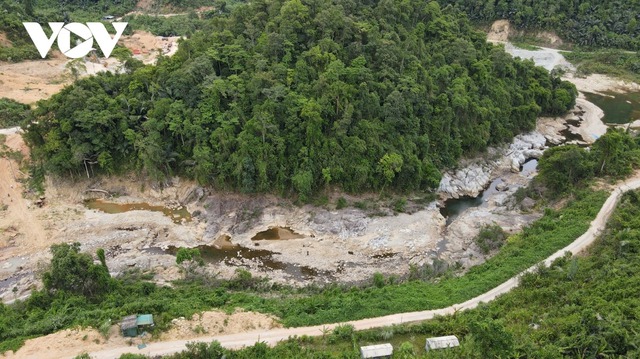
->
xmin=523 ymin=149 xmax=543 ymax=159
xmin=495 ymin=182 xmax=509 ymax=192
xmin=438 ymin=164 xmax=493 ymax=198
xmin=521 ymin=197 xmax=536 ymax=211
xmin=438 ymin=131 xmax=547 ymax=198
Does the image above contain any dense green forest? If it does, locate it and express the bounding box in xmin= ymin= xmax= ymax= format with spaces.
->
xmin=0 ymin=0 xmax=215 ymax=61
xmin=107 ymin=188 xmax=640 ymax=358
xmin=440 ymin=0 xmax=640 ymax=50
xmin=0 ymin=0 xmax=136 ymax=61
xmin=24 ymin=0 xmax=576 ymax=197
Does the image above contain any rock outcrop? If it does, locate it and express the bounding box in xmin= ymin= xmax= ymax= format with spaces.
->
xmin=438 ymin=132 xmax=547 ymax=199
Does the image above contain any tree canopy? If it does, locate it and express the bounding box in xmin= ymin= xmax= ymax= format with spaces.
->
xmin=41 ymin=243 xmax=112 ymax=300
xmin=537 ymin=128 xmax=640 ymax=194
xmin=440 ymin=0 xmax=640 ymax=50
xmin=25 ymin=0 xmax=576 ymax=197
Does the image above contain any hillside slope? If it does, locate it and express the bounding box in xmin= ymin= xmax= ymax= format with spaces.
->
xmin=25 ymin=0 xmax=576 ymax=197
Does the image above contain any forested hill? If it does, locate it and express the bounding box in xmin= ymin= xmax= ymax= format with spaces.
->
xmin=25 ymin=0 xmax=576 ymax=198
xmin=440 ymin=0 xmax=640 ymax=50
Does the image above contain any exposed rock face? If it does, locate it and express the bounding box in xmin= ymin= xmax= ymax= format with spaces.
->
xmin=438 ymin=132 xmax=547 ymax=199
xmin=521 ymin=197 xmax=536 ymax=211
xmin=495 ymin=182 xmax=509 ymax=192
xmin=437 ymin=163 xmax=494 ymax=199
xmin=507 ymin=132 xmax=547 ymax=172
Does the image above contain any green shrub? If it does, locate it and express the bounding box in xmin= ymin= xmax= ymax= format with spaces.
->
xmin=475 ymin=224 xmax=508 ymax=254
xmin=336 ymin=197 xmax=347 ymax=209
xmin=0 ymin=98 xmax=30 ymax=128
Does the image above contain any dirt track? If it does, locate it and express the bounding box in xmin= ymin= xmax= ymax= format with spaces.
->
xmin=87 ymin=176 xmax=640 ymax=359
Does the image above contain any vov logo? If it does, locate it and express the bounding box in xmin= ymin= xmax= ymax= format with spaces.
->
xmin=23 ymin=22 xmax=128 ymax=59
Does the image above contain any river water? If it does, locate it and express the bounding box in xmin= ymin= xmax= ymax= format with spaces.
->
xmin=583 ymin=91 xmax=640 ymax=124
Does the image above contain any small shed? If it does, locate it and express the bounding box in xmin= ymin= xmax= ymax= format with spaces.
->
xmin=120 ymin=315 xmax=138 ymax=337
xmin=360 ymin=343 xmax=393 ymax=359
xmin=425 ymin=335 xmax=460 ymax=351
xmin=120 ymin=314 xmax=154 ymax=337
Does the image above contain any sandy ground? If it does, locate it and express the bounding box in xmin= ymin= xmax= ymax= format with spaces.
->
xmin=487 ymin=19 xmax=563 ymax=48
xmin=4 ymin=309 xmax=280 ymax=359
xmin=0 ymin=52 xmax=70 ymax=104
xmin=537 ymin=97 xmax=607 ymax=145
xmin=0 ymin=31 xmax=179 ymax=104
xmin=563 ymin=73 xmax=640 ymax=94
xmin=504 ymin=42 xmax=575 ymax=72
xmin=159 ymin=309 xmax=280 ymax=341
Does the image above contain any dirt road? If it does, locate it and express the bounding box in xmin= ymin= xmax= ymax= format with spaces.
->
xmin=0 ymin=131 xmax=49 ymax=257
xmin=87 ymin=177 xmax=640 ymax=359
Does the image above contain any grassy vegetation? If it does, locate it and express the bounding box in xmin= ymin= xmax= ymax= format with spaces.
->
xmin=564 ymin=49 xmax=640 ymax=83
xmin=0 ymin=98 xmax=31 ymax=128
xmin=0 ymin=188 xmax=607 ymax=353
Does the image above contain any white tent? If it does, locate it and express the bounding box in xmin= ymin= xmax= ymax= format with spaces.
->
xmin=360 ymin=343 xmax=393 ymax=358
xmin=425 ymin=335 xmax=460 ymax=351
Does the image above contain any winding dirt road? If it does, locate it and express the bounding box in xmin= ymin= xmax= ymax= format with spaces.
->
xmin=88 ymin=178 xmax=640 ymax=359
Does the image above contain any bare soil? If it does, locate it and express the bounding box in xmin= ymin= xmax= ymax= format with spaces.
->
xmin=487 ymin=19 xmax=564 ymax=48
xmin=487 ymin=20 xmax=511 ymax=42
xmin=0 ymin=32 xmax=11 ymax=47
xmin=563 ymin=73 xmax=640 ymax=94
xmin=0 ymin=53 xmax=70 ymax=104
xmin=0 ymin=31 xmax=179 ymax=104
xmin=4 ymin=309 xmax=279 ymax=359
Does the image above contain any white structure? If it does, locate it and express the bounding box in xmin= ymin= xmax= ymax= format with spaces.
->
xmin=360 ymin=343 xmax=393 ymax=359
xmin=425 ymin=335 xmax=460 ymax=351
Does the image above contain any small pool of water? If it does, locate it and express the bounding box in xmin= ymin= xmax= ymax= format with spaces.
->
xmin=84 ymin=199 xmax=191 ymax=224
xmin=584 ymin=91 xmax=640 ymax=124
xmin=145 ymin=235 xmax=325 ymax=280
xmin=439 ymin=177 xmax=505 ymax=225
xmin=440 ymin=195 xmax=483 ymax=225
xmin=521 ymin=159 xmax=538 ymax=176
xmin=251 ymin=226 xmax=304 ymax=240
